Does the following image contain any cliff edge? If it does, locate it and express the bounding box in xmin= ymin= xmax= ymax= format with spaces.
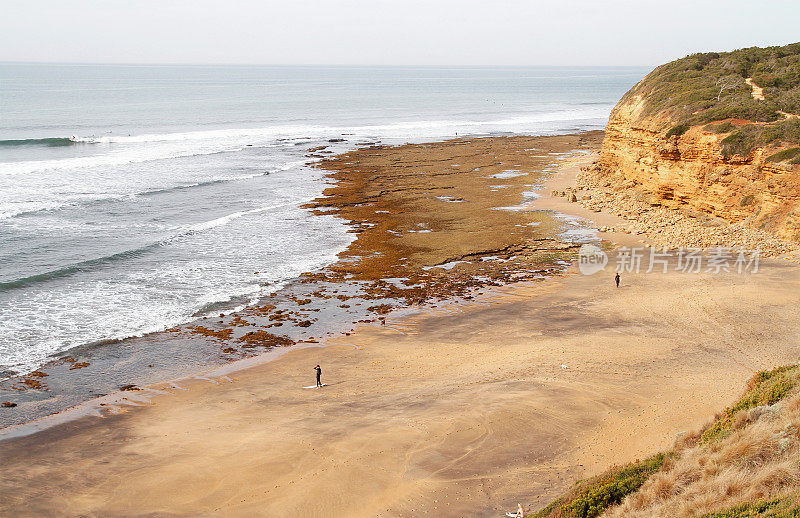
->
xmin=599 ymin=42 xmax=800 ymax=242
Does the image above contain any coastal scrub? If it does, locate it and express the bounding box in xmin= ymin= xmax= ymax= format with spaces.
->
xmin=534 ymin=365 xmax=800 ymax=517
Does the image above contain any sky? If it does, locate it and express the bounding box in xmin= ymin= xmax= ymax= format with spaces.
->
xmin=3 ymin=0 xmax=799 ymax=67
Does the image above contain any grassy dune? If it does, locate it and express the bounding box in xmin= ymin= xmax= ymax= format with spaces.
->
xmin=533 ymin=365 xmax=800 ymax=517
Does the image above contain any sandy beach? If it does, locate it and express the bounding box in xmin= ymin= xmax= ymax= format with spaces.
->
xmin=3 ymin=136 xmax=800 ymax=517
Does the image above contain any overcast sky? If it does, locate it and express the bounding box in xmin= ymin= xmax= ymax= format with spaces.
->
xmin=3 ymin=0 xmax=799 ymax=67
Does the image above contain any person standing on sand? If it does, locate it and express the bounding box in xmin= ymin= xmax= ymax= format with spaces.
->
xmin=615 ymin=272 xmax=620 ymax=288
xmin=314 ymin=364 xmax=322 ymax=387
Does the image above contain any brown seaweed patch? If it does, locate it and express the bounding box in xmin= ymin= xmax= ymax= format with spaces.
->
xmin=367 ymin=304 xmax=394 ymax=315
xmin=187 ymin=326 xmax=233 ymax=341
xmin=238 ymin=330 xmax=295 ymax=349
xmin=12 ymin=377 xmax=47 ymax=391
xmin=244 ymin=304 xmax=277 ymax=317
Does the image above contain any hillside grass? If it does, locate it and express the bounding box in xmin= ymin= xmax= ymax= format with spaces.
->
xmin=698 ymin=495 xmax=800 ymax=517
xmin=766 ymin=147 xmax=800 ymax=164
xmin=531 ymin=454 xmax=667 ymax=518
xmin=531 ymin=365 xmax=800 ymax=518
xmin=719 ymin=119 xmax=800 ymax=158
xmin=700 ymin=365 xmax=800 ymax=444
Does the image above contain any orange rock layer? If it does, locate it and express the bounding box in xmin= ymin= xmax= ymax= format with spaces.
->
xmin=598 ymin=95 xmax=800 ymax=242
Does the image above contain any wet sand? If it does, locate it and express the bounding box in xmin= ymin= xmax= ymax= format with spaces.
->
xmin=3 ymin=138 xmax=800 ymax=517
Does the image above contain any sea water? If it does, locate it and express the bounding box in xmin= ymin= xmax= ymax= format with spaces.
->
xmin=0 ymin=63 xmax=647 ymax=378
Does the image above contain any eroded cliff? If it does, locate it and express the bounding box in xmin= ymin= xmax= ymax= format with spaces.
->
xmin=597 ymin=43 xmax=800 ymax=242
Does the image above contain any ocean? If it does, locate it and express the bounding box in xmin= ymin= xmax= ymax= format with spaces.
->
xmin=0 ymin=63 xmax=647 ymax=379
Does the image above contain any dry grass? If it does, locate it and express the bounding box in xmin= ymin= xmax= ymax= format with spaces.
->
xmin=529 ymin=366 xmax=800 ymax=518
xmin=698 ymin=494 xmax=800 ymax=517
xmin=603 ymin=366 xmax=800 ymax=517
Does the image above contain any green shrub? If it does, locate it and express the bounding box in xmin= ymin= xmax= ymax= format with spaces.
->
xmin=666 ymin=123 xmax=691 ymax=138
xmin=720 ymin=119 xmax=800 ymax=158
xmin=766 ymin=147 xmax=800 ymax=163
xmin=721 ymin=129 xmax=760 ymax=157
xmin=707 ymin=121 xmax=735 ymax=134
xmin=532 ymin=454 xmax=667 ymax=518
xmin=618 ymin=41 xmax=800 ymax=149
xmin=700 ymin=365 xmax=799 ymax=445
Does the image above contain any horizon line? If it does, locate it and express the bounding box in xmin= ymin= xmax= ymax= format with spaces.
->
xmin=0 ymin=60 xmax=657 ymax=69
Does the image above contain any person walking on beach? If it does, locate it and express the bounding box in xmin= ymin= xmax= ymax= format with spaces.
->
xmin=615 ymin=272 xmax=620 ymax=288
xmin=314 ymin=364 xmax=322 ymax=388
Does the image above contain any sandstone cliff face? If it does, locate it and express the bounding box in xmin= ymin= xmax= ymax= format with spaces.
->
xmin=598 ymin=94 xmax=800 ymax=242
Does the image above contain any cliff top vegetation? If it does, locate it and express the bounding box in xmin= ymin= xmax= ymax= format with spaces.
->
xmin=620 ymin=42 xmax=800 ymax=158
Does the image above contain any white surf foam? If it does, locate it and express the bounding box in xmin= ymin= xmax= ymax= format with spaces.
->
xmin=0 ymin=106 xmax=611 ymax=178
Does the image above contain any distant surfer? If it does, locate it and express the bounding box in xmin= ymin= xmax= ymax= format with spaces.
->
xmin=314 ymin=364 xmax=322 ymax=388
xmin=615 ymin=272 xmax=620 ymax=288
